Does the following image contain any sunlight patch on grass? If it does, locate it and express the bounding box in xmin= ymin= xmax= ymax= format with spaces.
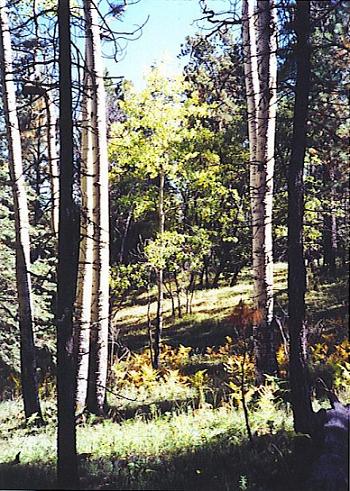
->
xmin=0 ymin=396 xmax=293 ymax=469
xmin=76 ymin=403 xmax=292 ymax=460
xmin=114 ymin=263 xmax=288 ymax=335
xmin=0 ymin=400 xmax=56 ymax=465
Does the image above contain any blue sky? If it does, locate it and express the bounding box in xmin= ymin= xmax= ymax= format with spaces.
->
xmin=104 ymin=0 xmax=207 ymax=88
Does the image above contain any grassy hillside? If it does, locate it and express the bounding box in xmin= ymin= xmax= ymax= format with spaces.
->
xmin=114 ymin=262 xmax=348 ymax=352
xmin=114 ymin=263 xmax=287 ymax=350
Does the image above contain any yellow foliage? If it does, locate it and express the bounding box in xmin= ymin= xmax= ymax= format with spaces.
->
xmin=328 ymin=339 xmax=350 ymax=364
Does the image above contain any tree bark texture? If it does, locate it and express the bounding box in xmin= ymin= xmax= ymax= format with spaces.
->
xmin=84 ymin=0 xmax=110 ymax=416
xmin=44 ymin=91 xmax=60 ymax=237
xmin=75 ymin=47 xmax=94 ymax=412
xmin=288 ymin=0 xmax=314 ymax=434
xmin=322 ymin=163 xmax=337 ymax=275
xmin=242 ymin=0 xmax=278 ymax=384
xmin=0 ymin=0 xmax=42 ymax=421
xmin=119 ymin=207 xmax=133 ymax=263
xmin=153 ymin=168 xmax=165 ymax=369
xmin=56 ymin=0 xmax=79 ymax=487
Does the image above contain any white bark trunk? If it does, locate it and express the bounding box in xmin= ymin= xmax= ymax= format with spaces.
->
xmin=0 ymin=0 xmax=41 ymax=419
xmin=243 ymin=0 xmax=276 ymax=322
xmin=242 ymin=0 xmax=278 ymax=383
xmin=242 ymin=0 xmax=259 ymax=159
xmin=75 ymin=50 xmax=94 ymax=411
xmin=84 ymin=0 xmax=109 ymax=415
xmin=242 ymin=0 xmax=260 ymax=310
xmin=255 ymin=0 xmax=277 ymax=323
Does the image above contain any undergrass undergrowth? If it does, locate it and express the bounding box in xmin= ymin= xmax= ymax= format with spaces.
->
xmin=0 ymin=263 xmax=348 ymax=490
xmin=0 ymin=394 xmax=295 ymax=490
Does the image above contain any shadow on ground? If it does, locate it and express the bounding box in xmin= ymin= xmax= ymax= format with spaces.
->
xmin=119 ymin=271 xmax=348 ymax=356
xmin=119 ymin=316 xmax=235 ymax=353
xmin=0 ymin=428 xmax=325 ymax=491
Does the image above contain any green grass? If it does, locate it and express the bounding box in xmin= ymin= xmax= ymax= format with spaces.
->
xmin=0 ymin=396 xmax=299 ymax=490
xmin=115 ymin=262 xmax=288 ymax=351
xmin=0 ymin=262 xmax=348 ymax=490
xmin=114 ymin=262 xmax=348 ymax=358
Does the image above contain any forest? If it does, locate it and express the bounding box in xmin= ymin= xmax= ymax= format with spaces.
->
xmin=0 ymin=0 xmax=349 ymax=490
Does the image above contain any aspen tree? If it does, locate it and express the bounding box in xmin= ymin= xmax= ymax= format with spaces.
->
xmin=84 ymin=0 xmax=110 ymax=416
xmin=0 ymin=0 xmax=42 ymax=421
xmin=75 ymin=49 xmax=95 ymax=411
xmin=242 ymin=0 xmax=278 ymax=384
xmin=109 ymin=71 xmax=210 ymax=368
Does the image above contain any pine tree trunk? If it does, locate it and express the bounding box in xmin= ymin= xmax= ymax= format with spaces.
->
xmin=0 ymin=0 xmax=42 ymax=422
xmin=174 ymin=272 xmax=183 ymax=318
xmin=84 ymin=0 xmax=110 ymax=416
xmin=322 ymin=163 xmax=337 ymax=275
xmin=243 ymin=0 xmax=278 ymax=384
xmin=288 ymin=0 xmax=314 ymax=435
xmin=119 ymin=207 xmax=133 ymax=263
xmin=56 ymin=0 xmax=79 ymax=486
xmin=154 ymin=168 xmax=165 ymax=369
xmin=75 ymin=50 xmax=94 ymax=412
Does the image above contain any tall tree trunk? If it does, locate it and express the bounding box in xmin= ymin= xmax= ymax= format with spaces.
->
xmin=288 ymin=0 xmax=314 ymax=434
xmin=322 ymin=163 xmax=337 ymax=275
xmin=174 ymin=272 xmax=183 ymax=318
xmin=0 ymin=0 xmax=42 ymax=422
xmin=22 ymin=83 xmax=59 ymax=237
xmin=56 ymin=0 xmax=79 ymax=486
xmin=75 ymin=51 xmax=94 ymax=412
xmin=84 ymin=0 xmax=110 ymax=416
xmin=34 ymin=117 xmax=42 ymax=226
xmin=118 ymin=207 xmax=133 ymax=263
xmin=153 ymin=168 xmax=165 ymax=369
xmin=242 ymin=0 xmax=278 ymax=384
xmin=44 ymin=92 xmax=60 ymax=237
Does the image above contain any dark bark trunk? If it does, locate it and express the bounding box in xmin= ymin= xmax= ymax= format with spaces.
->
xmin=212 ymin=265 xmax=223 ymax=289
xmin=253 ymin=320 xmax=278 ymax=386
xmin=186 ymin=272 xmax=195 ymax=314
xmin=118 ymin=207 xmax=133 ymax=263
xmin=322 ymin=165 xmax=337 ymax=275
xmin=288 ymin=0 xmax=314 ymax=434
xmin=189 ymin=276 xmax=195 ymax=315
xmin=212 ymin=244 xmax=230 ymax=288
xmin=34 ymin=129 xmax=42 ymax=226
xmin=174 ymin=272 xmax=183 ymax=318
xmin=56 ymin=0 xmax=78 ymax=487
xmin=154 ymin=169 xmax=165 ymax=369
xmin=147 ymin=278 xmax=154 ymax=366
xmin=204 ymin=255 xmax=210 ymax=289
xmin=199 ymin=266 xmax=205 ymax=289
xmin=154 ymin=268 xmax=163 ymax=369
xmin=164 ymin=279 xmax=176 ymax=318
xmin=241 ymin=351 xmax=253 ymax=442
